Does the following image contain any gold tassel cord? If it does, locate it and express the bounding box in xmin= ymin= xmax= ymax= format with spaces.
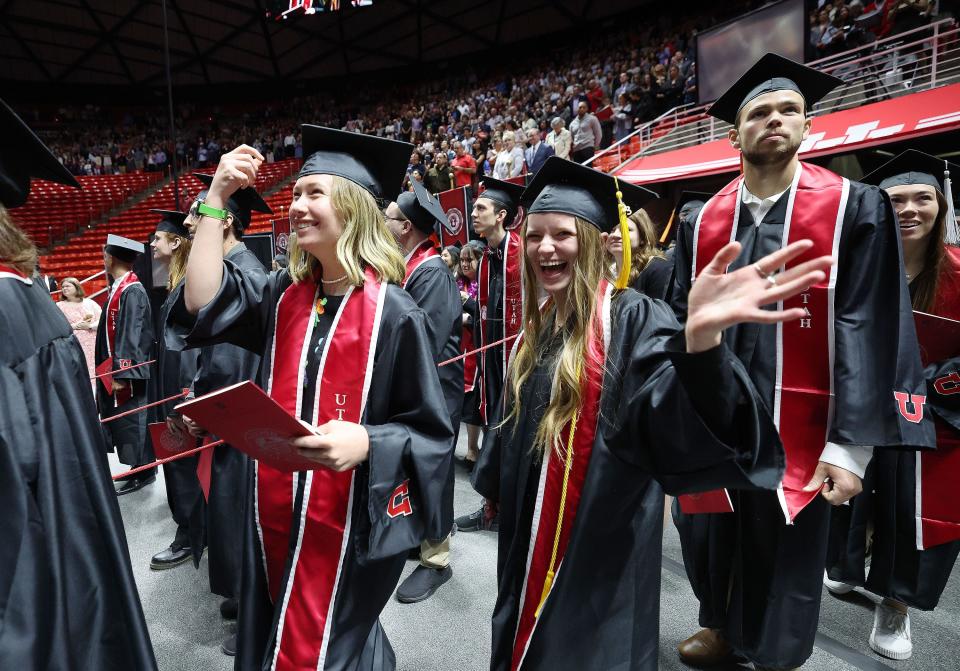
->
xmin=535 ymin=362 xmax=583 ymax=619
xmin=613 ymin=176 xmax=631 ymax=289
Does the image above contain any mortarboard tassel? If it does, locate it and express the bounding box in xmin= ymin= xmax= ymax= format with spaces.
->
xmin=613 ymin=176 xmax=631 ymax=290
xmin=660 ymin=210 xmax=676 ymax=247
xmin=944 ymin=160 xmax=959 ymax=246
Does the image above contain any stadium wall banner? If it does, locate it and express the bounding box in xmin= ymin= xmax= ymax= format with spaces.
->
xmin=615 ymin=83 xmax=960 ymax=185
xmin=272 ymin=217 xmax=291 ymax=257
xmin=438 ymin=186 xmax=471 ymax=247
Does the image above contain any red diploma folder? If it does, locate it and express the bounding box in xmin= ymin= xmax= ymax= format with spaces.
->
xmin=677 ymin=488 xmax=735 ymax=515
xmin=95 ymin=357 xmax=114 ymax=394
xmin=174 ymin=381 xmax=319 ymax=472
xmin=147 ymin=421 xmax=195 ymax=459
xmin=913 ymin=311 xmax=960 ymax=366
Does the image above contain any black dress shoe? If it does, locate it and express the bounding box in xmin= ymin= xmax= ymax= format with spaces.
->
xmin=150 ymin=544 xmax=192 ymax=570
xmin=220 ymin=598 xmax=239 ymax=621
xmin=396 ymin=565 xmax=452 ymax=603
xmin=221 ymin=633 xmax=237 ymax=657
xmin=115 ymin=472 xmax=156 ymax=496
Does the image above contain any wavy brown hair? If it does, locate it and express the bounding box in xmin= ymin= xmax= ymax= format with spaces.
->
xmin=288 ymin=176 xmax=404 ymax=286
xmin=624 ymin=208 xmax=666 ymax=286
xmin=0 ymin=205 xmax=38 ymax=276
xmin=60 ymin=276 xmax=85 ymax=299
xmin=909 ymin=190 xmax=949 ymax=312
xmin=508 ymin=216 xmax=612 ymax=457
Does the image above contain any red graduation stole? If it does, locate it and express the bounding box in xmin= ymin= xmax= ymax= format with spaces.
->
xmin=693 ymin=162 xmax=848 ymax=523
xmin=402 ymin=239 xmax=443 ymax=286
xmin=916 ymin=246 xmax=960 ymax=549
xmin=103 ymin=271 xmax=141 ymax=407
xmin=463 ymin=320 xmax=478 ymax=392
xmin=255 ymin=267 xmax=385 ymax=671
xmin=477 ymin=228 xmax=524 ymax=423
xmin=510 ymin=281 xmax=611 ymax=670
xmin=0 ymin=263 xmax=31 ymax=282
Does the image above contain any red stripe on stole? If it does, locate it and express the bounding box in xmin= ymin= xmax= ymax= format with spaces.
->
xmin=693 ymin=163 xmax=844 ymax=522
xmin=274 ymin=269 xmax=381 ymax=670
xmin=258 ymin=279 xmax=314 ymax=602
xmin=510 ymin=283 xmax=608 ymax=670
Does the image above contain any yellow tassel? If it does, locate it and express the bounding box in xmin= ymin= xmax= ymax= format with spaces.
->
xmin=535 ymin=569 xmax=556 ymax=618
xmin=613 ymin=176 xmax=631 ymax=289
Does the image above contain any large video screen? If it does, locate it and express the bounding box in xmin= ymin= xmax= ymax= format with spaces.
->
xmin=266 ymin=0 xmax=374 ymax=20
xmin=696 ymin=0 xmax=806 ymax=105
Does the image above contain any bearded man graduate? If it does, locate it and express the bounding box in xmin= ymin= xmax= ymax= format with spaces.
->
xmin=96 ymin=232 xmax=156 ymax=494
xmin=456 ymin=176 xmax=525 ymax=533
xmin=384 ymin=178 xmax=463 ymax=603
xmin=670 ymin=54 xmax=936 ymax=670
xmin=0 ymin=98 xmax=157 ymax=669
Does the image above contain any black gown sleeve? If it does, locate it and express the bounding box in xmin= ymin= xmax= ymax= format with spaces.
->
xmin=668 ymin=215 xmax=696 ymax=321
xmin=404 ymin=264 xmax=461 ymax=360
xmin=611 ymin=295 xmax=784 ymax=496
xmin=635 ymin=255 xmax=674 ymax=301
xmin=113 ymin=287 xmax=153 ymax=381
xmin=357 ymin=306 xmax=456 ymax=561
xmin=166 ymin=259 xmax=276 ymax=354
xmin=831 ymin=185 xmax=936 ymax=450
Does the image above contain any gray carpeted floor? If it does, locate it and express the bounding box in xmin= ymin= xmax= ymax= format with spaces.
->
xmin=109 ymin=428 xmax=958 ymax=671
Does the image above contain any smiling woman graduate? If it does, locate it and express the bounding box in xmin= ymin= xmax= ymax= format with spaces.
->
xmin=471 ymin=157 xmax=836 ymax=671
xmin=168 ymin=126 xmax=454 ymax=671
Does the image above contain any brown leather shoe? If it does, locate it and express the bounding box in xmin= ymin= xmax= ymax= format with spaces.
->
xmin=677 ymin=628 xmax=734 ymax=667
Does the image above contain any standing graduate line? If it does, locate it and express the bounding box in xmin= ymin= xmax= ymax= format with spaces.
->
xmin=174 ymin=173 xmax=272 ymax=656
xmin=146 ymin=209 xmax=203 ymax=571
xmin=472 ymin=156 xmax=833 ymax=671
xmin=825 ymin=150 xmax=960 ymax=661
xmin=384 ymin=178 xmax=463 ymax=604
xmin=168 ymin=126 xmax=453 ymax=671
xmin=96 ymin=232 xmax=156 ymax=495
xmin=0 ymin=97 xmax=157 ymax=670
xmin=456 ymin=176 xmax=525 ymax=533
xmin=669 ymin=54 xmax=936 ymax=670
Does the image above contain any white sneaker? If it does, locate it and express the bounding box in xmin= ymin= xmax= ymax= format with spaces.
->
xmin=823 ymin=570 xmax=854 ymax=595
xmin=869 ymin=602 xmax=912 ymax=660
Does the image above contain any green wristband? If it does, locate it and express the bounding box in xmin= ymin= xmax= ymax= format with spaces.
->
xmin=197 ymin=201 xmax=229 ymax=221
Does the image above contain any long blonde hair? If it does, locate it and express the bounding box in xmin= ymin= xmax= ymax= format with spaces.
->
xmin=156 ymin=231 xmax=192 ymax=290
xmin=508 ymin=216 xmax=612 ymax=457
xmin=623 ymin=209 xmax=665 ymax=286
xmin=288 ymin=176 xmax=405 ymax=285
xmin=0 ymin=205 xmax=38 ymax=276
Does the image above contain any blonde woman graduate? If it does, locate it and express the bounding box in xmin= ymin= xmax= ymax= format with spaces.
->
xmin=471 ymin=157 xmax=835 ymax=671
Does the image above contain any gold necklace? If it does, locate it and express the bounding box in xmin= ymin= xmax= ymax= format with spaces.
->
xmin=320 ymin=274 xmax=348 ymax=284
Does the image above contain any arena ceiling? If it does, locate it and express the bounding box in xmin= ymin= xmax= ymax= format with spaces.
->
xmin=0 ymin=0 xmax=644 ymax=89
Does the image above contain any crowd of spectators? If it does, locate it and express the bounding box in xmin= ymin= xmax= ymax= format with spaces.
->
xmin=31 ymin=0 xmax=947 ymax=200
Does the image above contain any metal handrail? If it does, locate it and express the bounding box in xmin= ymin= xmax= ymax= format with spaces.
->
xmin=589 ymin=18 xmax=959 ymax=172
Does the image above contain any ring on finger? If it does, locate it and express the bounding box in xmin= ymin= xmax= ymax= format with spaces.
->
xmin=753 ymin=263 xmax=771 ymax=279
xmin=766 ymin=273 xmax=778 ymax=287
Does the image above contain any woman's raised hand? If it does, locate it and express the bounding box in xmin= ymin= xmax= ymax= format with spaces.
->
xmin=206 ymin=145 xmax=265 ymax=206
xmin=685 ymin=240 xmax=835 ymax=353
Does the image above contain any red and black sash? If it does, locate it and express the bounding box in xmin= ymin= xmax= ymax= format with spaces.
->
xmin=256 ymin=267 xmax=386 ymax=671
xmin=103 ymin=271 xmax=141 ymax=407
xmin=0 ymin=263 xmax=32 ymax=284
xmin=463 ymin=321 xmax=478 ymax=392
xmin=477 ymin=229 xmax=524 ymax=423
xmin=916 ymin=246 xmax=960 ymax=549
xmin=692 ymin=162 xmax=848 ymax=523
xmin=402 ymin=239 xmax=443 ymax=287
xmin=511 ymin=281 xmax=611 ymax=670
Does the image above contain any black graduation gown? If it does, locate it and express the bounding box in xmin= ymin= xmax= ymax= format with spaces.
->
xmin=180 ymin=244 xmax=265 ymax=599
xmin=95 ymin=277 xmax=154 ymax=466
xmin=472 ymin=290 xmax=785 ymax=671
xmin=479 ymin=239 xmax=507 ymax=425
xmin=167 ymin=264 xmax=453 ymax=671
xmin=669 ymin=181 xmax=934 ymax=667
xmin=632 ymin=254 xmax=673 ymax=302
xmin=0 ymin=274 xmax=157 ymax=670
xmin=826 ymin=284 xmax=960 ymax=610
xmin=403 ymin=259 xmax=464 ymax=538
xmin=152 ymin=286 xmax=203 ymax=550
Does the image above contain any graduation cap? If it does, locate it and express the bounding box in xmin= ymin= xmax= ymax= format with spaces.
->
xmin=708 ymin=53 xmax=843 ymax=125
xmin=300 ymin=125 xmax=412 ymax=201
xmin=862 ymin=149 xmax=959 ymax=246
xmin=150 ymin=209 xmax=190 ymax=238
xmin=397 ymin=178 xmax=448 ymax=235
xmin=193 ymin=173 xmax=272 ymax=230
xmin=0 ymin=98 xmax=81 ymax=209
xmin=660 ymin=190 xmax=713 ymax=245
xmin=104 ymin=234 xmax=145 ymax=263
xmin=520 ymin=156 xmax=658 ymax=288
xmin=477 ymin=176 xmax=525 ymax=214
